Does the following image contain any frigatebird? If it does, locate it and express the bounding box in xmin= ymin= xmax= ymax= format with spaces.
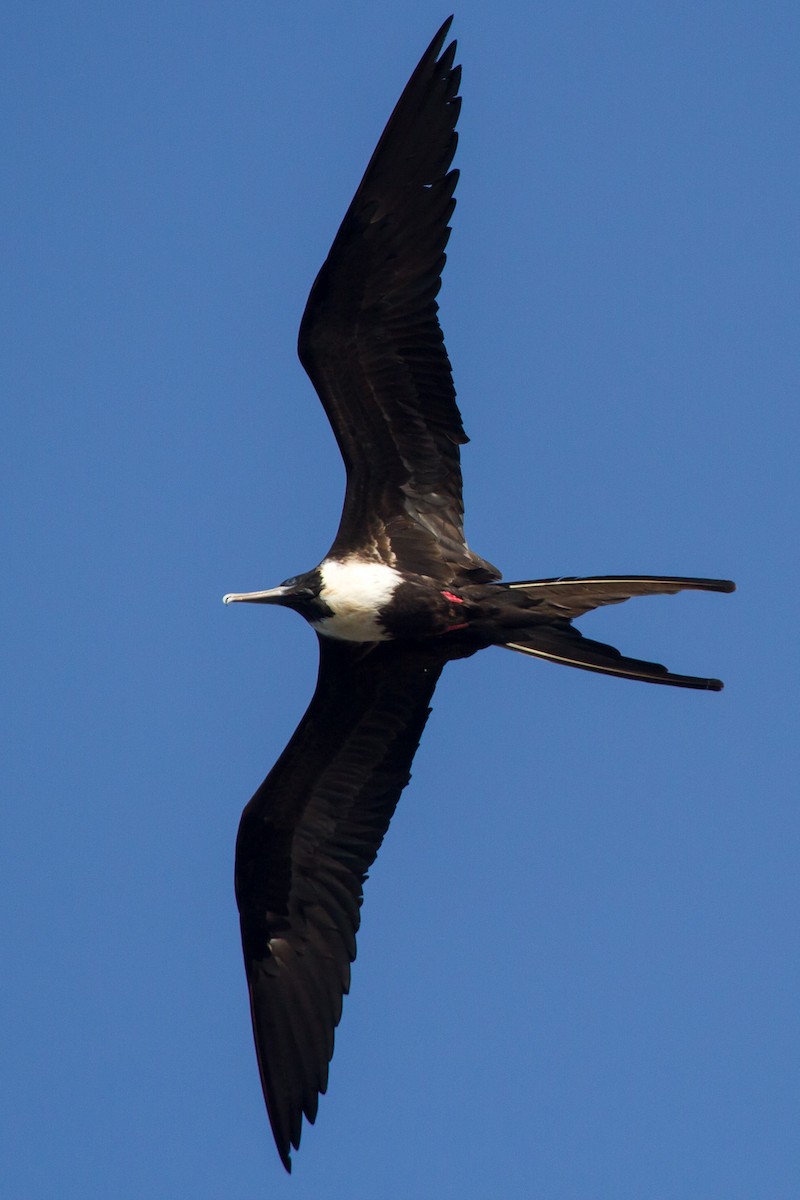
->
xmin=223 ymin=17 xmax=734 ymax=1171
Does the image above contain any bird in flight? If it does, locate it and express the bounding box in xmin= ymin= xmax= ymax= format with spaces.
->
xmin=223 ymin=17 xmax=734 ymax=1172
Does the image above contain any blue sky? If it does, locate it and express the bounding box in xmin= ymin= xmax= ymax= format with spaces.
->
xmin=3 ymin=2 xmax=798 ymax=1196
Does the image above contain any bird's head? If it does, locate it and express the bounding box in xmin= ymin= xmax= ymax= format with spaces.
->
xmin=223 ymin=569 xmax=328 ymax=621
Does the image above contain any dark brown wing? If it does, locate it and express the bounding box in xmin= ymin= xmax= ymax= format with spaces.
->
xmin=235 ymin=636 xmax=456 ymax=1171
xmin=297 ymin=18 xmax=498 ymax=583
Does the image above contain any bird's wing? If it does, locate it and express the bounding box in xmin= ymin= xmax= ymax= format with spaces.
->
xmin=297 ymin=18 xmax=498 ymax=583
xmin=234 ymin=635 xmax=455 ymax=1171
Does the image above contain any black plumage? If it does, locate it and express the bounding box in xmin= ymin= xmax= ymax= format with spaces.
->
xmin=224 ymin=18 xmax=734 ymax=1170
xmin=297 ymin=19 xmax=496 ymax=582
xmin=235 ymin=638 xmax=454 ymax=1166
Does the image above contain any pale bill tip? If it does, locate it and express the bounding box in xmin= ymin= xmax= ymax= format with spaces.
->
xmin=222 ymin=587 xmax=286 ymax=605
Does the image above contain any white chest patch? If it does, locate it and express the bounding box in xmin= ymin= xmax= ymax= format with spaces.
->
xmin=311 ymin=558 xmax=403 ymax=642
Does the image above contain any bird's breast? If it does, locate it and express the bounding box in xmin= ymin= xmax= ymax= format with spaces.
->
xmin=310 ymin=557 xmax=403 ymax=642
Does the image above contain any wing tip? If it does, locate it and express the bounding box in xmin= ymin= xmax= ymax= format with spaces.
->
xmin=432 ymin=14 xmax=455 ymax=47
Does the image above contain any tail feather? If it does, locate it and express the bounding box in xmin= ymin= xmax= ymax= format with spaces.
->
xmin=503 ymin=575 xmax=735 ymax=620
xmin=504 ymin=626 xmax=724 ymax=691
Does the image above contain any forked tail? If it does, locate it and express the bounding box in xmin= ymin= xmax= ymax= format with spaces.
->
xmin=499 ymin=575 xmax=734 ymax=690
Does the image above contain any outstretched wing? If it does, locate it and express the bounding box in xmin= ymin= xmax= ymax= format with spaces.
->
xmin=234 ymin=636 xmax=453 ymax=1171
xmin=297 ymin=18 xmax=498 ymax=582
